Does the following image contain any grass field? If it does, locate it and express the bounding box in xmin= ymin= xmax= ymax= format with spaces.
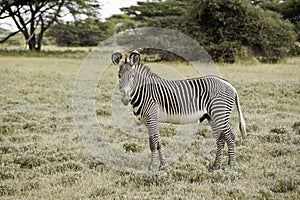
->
xmin=0 ymin=52 xmax=299 ymax=199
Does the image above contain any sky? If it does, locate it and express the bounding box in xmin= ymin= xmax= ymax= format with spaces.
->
xmin=0 ymin=0 xmax=145 ymax=31
xmin=100 ymin=0 xmax=145 ymax=20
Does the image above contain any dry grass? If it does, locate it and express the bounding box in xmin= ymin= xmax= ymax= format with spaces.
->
xmin=0 ymin=54 xmax=299 ymax=199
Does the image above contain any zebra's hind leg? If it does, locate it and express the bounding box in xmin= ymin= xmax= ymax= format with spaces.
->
xmin=225 ymin=126 xmax=235 ymax=166
xmin=210 ymin=133 xmax=225 ymax=171
xmin=158 ymin=139 xmax=167 ymax=170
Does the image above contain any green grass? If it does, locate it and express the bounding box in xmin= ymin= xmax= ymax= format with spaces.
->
xmin=0 ymin=53 xmax=300 ymax=199
xmin=0 ymin=49 xmax=90 ymax=59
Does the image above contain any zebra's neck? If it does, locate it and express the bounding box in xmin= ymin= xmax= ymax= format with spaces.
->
xmin=130 ymin=64 xmax=164 ymax=106
xmin=133 ymin=64 xmax=160 ymax=78
xmin=132 ymin=64 xmax=166 ymax=90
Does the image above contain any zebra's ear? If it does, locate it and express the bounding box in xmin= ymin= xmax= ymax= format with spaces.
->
xmin=112 ymin=52 xmax=122 ymax=65
xmin=129 ymin=50 xmax=141 ymax=66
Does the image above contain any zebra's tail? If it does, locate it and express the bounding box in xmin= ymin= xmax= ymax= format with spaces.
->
xmin=235 ymin=94 xmax=246 ymax=140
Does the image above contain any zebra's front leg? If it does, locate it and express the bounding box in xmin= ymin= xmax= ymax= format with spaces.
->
xmin=148 ymin=136 xmax=157 ymax=171
xmin=148 ymin=135 xmax=167 ymax=170
xmin=146 ymin=116 xmax=167 ymax=170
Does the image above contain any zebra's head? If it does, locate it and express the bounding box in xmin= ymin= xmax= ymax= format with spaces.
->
xmin=111 ymin=50 xmax=141 ymax=106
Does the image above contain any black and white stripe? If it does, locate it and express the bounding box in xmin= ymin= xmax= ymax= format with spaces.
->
xmin=112 ymin=50 xmax=246 ymax=171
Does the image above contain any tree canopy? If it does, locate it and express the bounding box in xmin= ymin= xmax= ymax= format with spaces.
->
xmin=122 ymin=0 xmax=297 ymax=63
xmin=0 ymin=0 xmax=100 ymax=51
xmin=46 ymin=14 xmax=137 ymax=46
xmin=1 ymin=0 xmax=298 ymax=62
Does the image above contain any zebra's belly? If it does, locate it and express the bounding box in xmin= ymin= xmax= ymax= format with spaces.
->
xmin=158 ymin=109 xmax=206 ymax=124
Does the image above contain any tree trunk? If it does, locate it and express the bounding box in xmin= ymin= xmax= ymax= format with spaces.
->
xmin=36 ymin=32 xmax=43 ymax=51
xmin=27 ymin=34 xmax=36 ymax=51
xmin=27 ymin=32 xmax=44 ymax=52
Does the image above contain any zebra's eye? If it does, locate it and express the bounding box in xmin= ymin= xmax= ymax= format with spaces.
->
xmin=118 ymin=74 xmax=121 ymax=79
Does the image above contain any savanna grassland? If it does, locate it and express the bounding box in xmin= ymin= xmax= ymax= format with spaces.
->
xmin=0 ymin=51 xmax=299 ymax=199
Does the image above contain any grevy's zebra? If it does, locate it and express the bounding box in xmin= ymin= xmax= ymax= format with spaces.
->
xmin=112 ymin=50 xmax=246 ymax=171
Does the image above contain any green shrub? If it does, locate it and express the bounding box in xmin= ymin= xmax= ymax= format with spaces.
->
xmin=21 ymin=180 xmax=40 ymax=192
xmin=96 ymin=108 xmax=111 ymax=116
xmin=59 ymin=173 xmax=81 ymax=186
xmin=270 ymin=127 xmax=288 ymax=135
xmin=0 ymin=183 xmax=17 ymax=196
xmin=292 ymin=121 xmax=300 ymax=134
xmin=123 ymin=143 xmax=143 ymax=153
xmin=271 ymin=176 xmax=300 ymax=193
xmin=14 ymin=155 xmax=47 ymax=169
xmin=0 ymin=49 xmax=88 ymax=58
xmin=90 ymin=186 xmax=114 ymax=198
xmin=0 ymin=124 xmax=14 ymax=135
xmin=159 ymin=125 xmax=177 ymax=137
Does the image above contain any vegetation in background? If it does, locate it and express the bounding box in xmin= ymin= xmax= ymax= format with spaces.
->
xmin=1 ymin=0 xmax=299 ymax=63
xmin=253 ymin=0 xmax=300 ymax=55
xmin=0 ymin=48 xmax=90 ymax=58
xmin=0 ymin=0 xmax=100 ymax=51
xmin=186 ymin=0 xmax=296 ymax=63
xmin=46 ymin=14 xmax=136 ymax=47
xmin=46 ymin=18 xmax=111 ymax=47
xmin=122 ymin=0 xmax=298 ymax=63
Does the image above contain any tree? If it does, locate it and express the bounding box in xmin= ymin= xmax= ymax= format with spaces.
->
xmin=105 ymin=14 xmax=137 ymax=34
xmin=122 ymin=0 xmax=297 ymax=63
xmin=252 ymin=0 xmax=300 ymax=54
xmin=121 ymin=0 xmax=187 ymax=29
xmin=0 ymin=0 xmax=100 ymax=51
xmin=46 ymin=14 xmax=137 ymax=46
xmin=252 ymin=0 xmax=300 ymax=24
xmin=47 ymin=18 xmax=112 ymax=46
xmin=120 ymin=0 xmax=191 ymax=61
xmin=186 ymin=0 xmax=297 ymax=62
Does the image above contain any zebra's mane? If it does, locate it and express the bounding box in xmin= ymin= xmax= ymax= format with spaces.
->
xmin=135 ymin=64 xmax=159 ymax=78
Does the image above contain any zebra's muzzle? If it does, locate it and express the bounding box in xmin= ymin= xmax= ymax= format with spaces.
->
xmin=121 ymin=97 xmax=130 ymax=106
xmin=121 ymin=90 xmax=131 ymax=106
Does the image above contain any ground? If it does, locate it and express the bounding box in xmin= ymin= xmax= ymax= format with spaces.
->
xmin=0 ymin=53 xmax=299 ymax=199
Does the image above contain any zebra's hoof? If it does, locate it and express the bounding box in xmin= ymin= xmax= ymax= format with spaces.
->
xmin=228 ymin=160 xmax=235 ymax=166
xmin=148 ymin=163 xmax=155 ymax=171
xmin=209 ymin=164 xmax=220 ymax=172
xmin=228 ymin=161 xmax=235 ymax=169
xmin=159 ymin=163 xmax=167 ymax=171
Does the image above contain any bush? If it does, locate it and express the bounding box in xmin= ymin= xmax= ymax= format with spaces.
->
xmin=124 ymin=0 xmax=297 ymax=63
xmin=0 ymin=183 xmax=17 ymax=196
xmin=292 ymin=121 xmax=300 ymax=134
xmin=185 ymin=0 xmax=296 ymax=63
xmin=123 ymin=143 xmax=143 ymax=153
xmin=270 ymin=127 xmax=288 ymax=135
xmin=271 ymin=176 xmax=300 ymax=193
xmin=47 ymin=18 xmax=113 ymax=46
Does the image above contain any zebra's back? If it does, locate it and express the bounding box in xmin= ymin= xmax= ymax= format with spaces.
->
xmin=151 ymin=75 xmax=237 ymax=124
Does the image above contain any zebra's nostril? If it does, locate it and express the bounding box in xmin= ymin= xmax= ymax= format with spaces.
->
xmin=121 ymin=98 xmax=129 ymax=106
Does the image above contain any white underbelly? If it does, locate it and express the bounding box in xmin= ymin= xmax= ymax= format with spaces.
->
xmin=158 ymin=109 xmax=206 ymax=124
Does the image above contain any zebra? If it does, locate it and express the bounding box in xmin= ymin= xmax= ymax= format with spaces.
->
xmin=111 ymin=50 xmax=246 ymax=171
